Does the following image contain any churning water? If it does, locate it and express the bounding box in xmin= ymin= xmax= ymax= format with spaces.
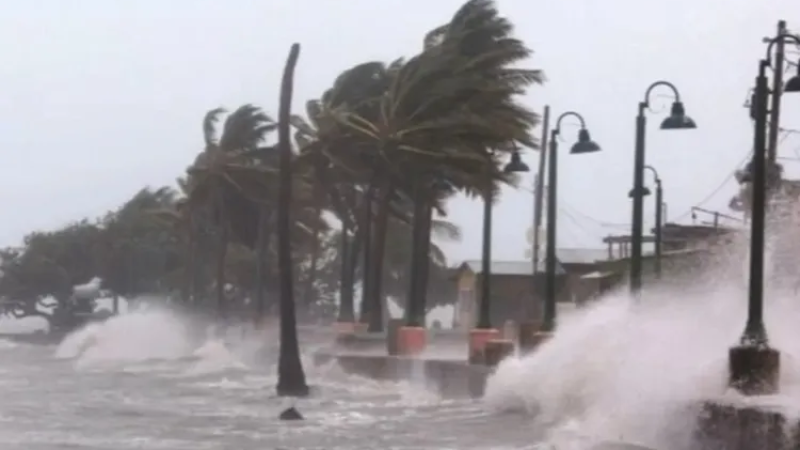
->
xmin=486 ymin=225 xmax=800 ymax=450
xmin=0 ymin=308 xmax=517 ymax=450
xmin=5 ymin=227 xmax=800 ymax=449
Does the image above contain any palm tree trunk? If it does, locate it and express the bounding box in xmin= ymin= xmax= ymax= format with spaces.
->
xmin=302 ymin=204 xmax=323 ymax=311
xmin=337 ymin=224 xmax=356 ymax=322
xmin=415 ymin=200 xmax=434 ymax=324
xmin=405 ymin=189 xmax=428 ymax=327
xmin=188 ymin=219 xmax=203 ymax=308
xmin=215 ymin=215 xmax=228 ymax=325
xmin=366 ymin=182 xmax=392 ymax=332
xmin=275 ymin=43 xmax=308 ymax=398
xmin=358 ymin=186 xmax=374 ymax=325
xmin=254 ymin=208 xmax=272 ymax=327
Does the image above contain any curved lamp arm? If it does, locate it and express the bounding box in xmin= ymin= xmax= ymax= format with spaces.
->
xmin=552 ymin=111 xmax=588 ymax=136
xmin=644 ymin=164 xmax=661 ymax=184
xmin=643 ymin=80 xmax=682 ymax=107
xmin=765 ymin=33 xmax=800 ymax=63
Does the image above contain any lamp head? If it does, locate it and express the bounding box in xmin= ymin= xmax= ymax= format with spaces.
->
xmin=570 ymin=129 xmax=601 ymax=154
xmin=503 ymin=151 xmax=529 ymax=173
xmin=738 ymin=159 xmax=784 ymax=189
xmin=784 ymin=59 xmax=800 ymax=92
xmin=660 ymin=101 xmax=697 ymax=130
xmin=628 ymin=186 xmax=651 ymax=198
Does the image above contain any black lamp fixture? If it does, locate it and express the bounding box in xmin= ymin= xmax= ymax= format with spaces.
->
xmin=737 ymin=159 xmax=783 ymax=188
xmin=570 ymin=129 xmax=602 ymax=154
xmin=660 ymin=101 xmax=697 ymax=130
xmin=475 ymin=146 xmax=528 ymax=334
xmin=542 ymin=111 xmax=600 ymax=333
xmin=628 ymin=80 xmax=697 ymax=295
xmin=504 ymin=149 xmax=530 ymax=173
xmin=783 ymin=58 xmax=800 ymax=92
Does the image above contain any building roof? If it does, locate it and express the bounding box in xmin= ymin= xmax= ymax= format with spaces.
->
xmin=554 ymin=248 xmax=609 ymax=265
xmin=459 ymin=260 xmax=565 ymax=276
xmin=456 ymin=248 xmax=609 ymax=277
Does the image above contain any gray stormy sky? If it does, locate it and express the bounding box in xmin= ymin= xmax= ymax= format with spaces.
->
xmin=2 ymin=0 xmax=800 ymax=265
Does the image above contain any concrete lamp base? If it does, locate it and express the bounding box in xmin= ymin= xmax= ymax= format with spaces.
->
xmin=469 ymin=328 xmax=501 ymax=365
xmin=729 ymin=345 xmax=780 ymax=395
xmin=518 ymin=323 xmax=553 ymax=353
xmin=501 ymin=321 xmax=517 ymax=341
xmin=520 ymin=330 xmax=552 ymax=354
xmin=333 ymin=322 xmax=358 ymax=335
xmin=484 ymin=339 xmax=515 ymax=368
xmin=696 ymin=401 xmax=788 ymax=450
xmin=396 ymin=326 xmax=426 ymax=356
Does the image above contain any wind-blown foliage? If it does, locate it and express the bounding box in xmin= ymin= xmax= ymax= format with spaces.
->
xmin=0 ymin=1 xmax=540 ymax=352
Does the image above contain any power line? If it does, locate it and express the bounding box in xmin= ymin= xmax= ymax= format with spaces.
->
xmin=671 ymin=149 xmax=753 ymax=222
xmin=672 ymin=127 xmax=797 ymax=222
xmin=560 ymin=201 xmax=630 ymax=228
xmin=559 ymin=207 xmax=602 ymax=246
xmin=517 ymin=184 xmax=630 ymax=228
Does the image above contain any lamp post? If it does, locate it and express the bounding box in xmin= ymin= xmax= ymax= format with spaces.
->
xmin=469 ymin=149 xmax=529 ymax=364
xmin=729 ymin=32 xmax=800 ymax=396
xmin=629 ymin=82 xmax=696 ymax=295
xmin=541 ymin=112 xmax=601 ymax=334
xmin=643 ymin=165 xmax=663 ymax=279
xmin=476 ymin=150 xmax=530 ymax=329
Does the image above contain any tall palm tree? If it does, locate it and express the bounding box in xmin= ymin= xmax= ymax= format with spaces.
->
xmin=322 ymin=0 xmax=542 ymax=330
xmin=275 ymin=43 xmax=309 ymax=398
xmin=291 ymin=92 xmax=376 ymax=326
xmin=185 ymin=104 xmax=277 ymax=324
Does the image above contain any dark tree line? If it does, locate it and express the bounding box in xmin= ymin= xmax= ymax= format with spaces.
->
xmin=0 ymin=0 xmax=543 ymax=397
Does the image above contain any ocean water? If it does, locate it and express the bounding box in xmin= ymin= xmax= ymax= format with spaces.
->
xmin=0 ymin=309 xmax=536 ymax=450
xmin=7 ymin=222 xmax=800 ymax=450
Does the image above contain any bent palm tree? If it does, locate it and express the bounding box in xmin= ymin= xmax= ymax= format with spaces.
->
xmin=185 ymin=104 xmax=277 ymax=324
xmin=275 ymin=43 xmax=309 ymax=398
xmin=326 ymin=0 xmax=543 ymax=329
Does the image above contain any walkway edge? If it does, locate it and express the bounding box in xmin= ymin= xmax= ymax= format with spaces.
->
xmin=313 ymin=352 xmax=491 ymax=399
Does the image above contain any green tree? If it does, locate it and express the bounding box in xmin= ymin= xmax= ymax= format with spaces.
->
xmin=184 ymin=104 xmax=277 ymax=322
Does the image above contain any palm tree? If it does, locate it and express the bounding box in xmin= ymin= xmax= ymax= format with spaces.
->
xmin=185 ymin=104 xmax=277 ymax=325
xmin=321 ymin=0 xmax=542 ymax=330
xmin=291 ymin=87 xmax=381 ymax=326
xmin=275 ymin=43 xmax=309 ymax=398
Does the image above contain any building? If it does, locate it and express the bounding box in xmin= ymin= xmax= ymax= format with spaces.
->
xmin=598 ymin=221 xmax=742 ymax=287
xmin=451 ymin=248 xmax=610 ymax=329
xmin=451 ymin=221 xmax=742 ymax=330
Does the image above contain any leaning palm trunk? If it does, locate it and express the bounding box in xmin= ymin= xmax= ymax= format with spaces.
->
xmin=405 ymin=187 xmax=433 ymax=327
xmin=301 ymin=202 xmax=323 ymax=313
xmin=336 ymin=224 xmax=356 ymax=322
xmin=358 ymin=185 xmax=375 ymax=325
xmin=339 ymin=220 xmax=364 ymax=323
xmin=366 ymin=181 xmax=392 ymax=332
xmin=254 ymin=207 xmax=272 ymax=327
xmin=182 ymin=220 xmax=197 ymax=305
xmin=214 ymin=203 xmax=229 ymax=326
xmin=275 ymin=43 xmax=309 ymax=398
xmin=414 ymin=197 xmax=434 ymax=324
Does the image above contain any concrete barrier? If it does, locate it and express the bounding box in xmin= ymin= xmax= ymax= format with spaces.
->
xmin=694 ymin=399 xmax=793 ymax=450
xmin=313 ymin=352 xmax=490 ymax=399
xmin=336 ymin=329 xmax=468 ymax=347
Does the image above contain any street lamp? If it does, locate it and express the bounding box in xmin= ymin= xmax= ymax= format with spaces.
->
xmin=642 ymin=165 xmax=664 ymax=279
xmin=629 ymin=81 xmax=696 ymax=295
xmin=469 ymin=148 xmax=529 ymax=364
xmin=729 ymin=32 xmax=800 ymax=396
xmin=542 ymin=112 xmax=600 ymax=333
xmin=476 ymin=149 xmax=530 ymax=330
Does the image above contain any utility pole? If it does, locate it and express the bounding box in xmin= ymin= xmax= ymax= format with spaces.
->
xmin=532 ymin=105 xmax=550 ymax=276
xmin=767 ymin=20 xmax=787 ymax=162
xmin=520 ymin=105 xmax=549 ymax=350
